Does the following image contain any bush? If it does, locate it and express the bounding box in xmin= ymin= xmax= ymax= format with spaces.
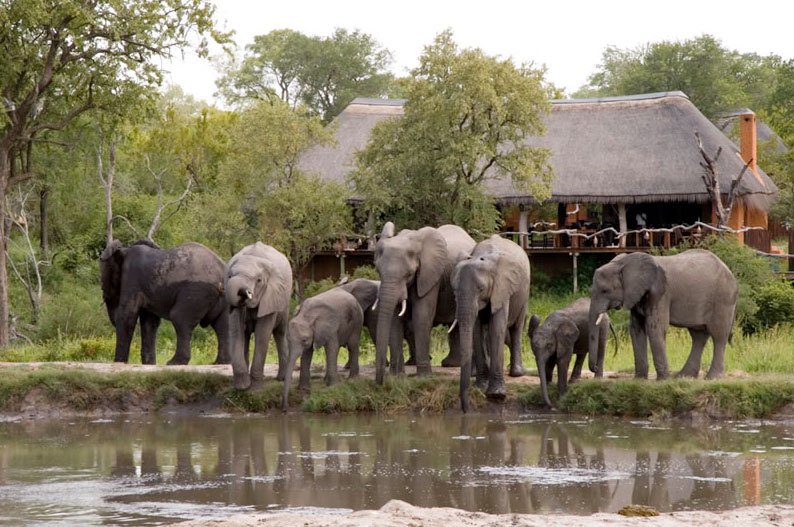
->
xmin=351 ymin=264 xmax=379 ymax=280
xmin=743 ymin=280 xmax=794 ymax=333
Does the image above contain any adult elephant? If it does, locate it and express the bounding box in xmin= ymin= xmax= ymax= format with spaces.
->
xmin=99 ymin=239 xmax=229 ymax=365
xmin=373 ymin=222 xmax=475 ymax=384
xmin=225 ymin=242 xmax=292 ymax=390
xmin=451 ymin=235 xmax=529 ymax=412
xmin=589 ymin=249 xmax=737 ymax=380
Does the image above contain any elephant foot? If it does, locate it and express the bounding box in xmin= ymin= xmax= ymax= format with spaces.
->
xmin=486 ymin=382 xmax=507 ymax=401
xmin=416 ymin=365 xmax=432 ymax=377
xmin=249 ymin=377 xmax=265 ymax=391
xmin=405 ymin=356 xmax=416 ymax=366
xmin=441 ymin=354 xmax=461 ymax=367
xmin=213 ymin=357 xmax=230 ymax=365
xmin=655 ymin=372 xmax=671 ymax=381
xmin=343 ymin=360 xmax=351 ymax=370
xmin=509 ymin=365 xmax=526 ymax=377
xmin=167 ymin=355 xmax=190 ymax=366
xmin=325 ymin=376 xmax=340 ymax=387
xmin=474 ymin=377 xmax=488 ymax=391
xmin=705 ymin=371 xmax=724 ymax=380
xmin=676 ymin=368 xmax=699 ymax=379
xmin=298 ymin=382 xmax=311 ymax=393
xmin=233 ymin=374 xmax=251 ymax=390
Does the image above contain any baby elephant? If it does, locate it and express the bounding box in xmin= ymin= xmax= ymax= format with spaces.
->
xmin=529 ymin=297 xmax=612 ymax=408
xmin=281 ymin=288 xmax=364 ymax=411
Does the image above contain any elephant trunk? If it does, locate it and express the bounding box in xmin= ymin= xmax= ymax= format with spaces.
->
xmin=536 ymin=353 xmax=553 ymax=408
xmin=229 ymin=306 xmax=251 ymax=389
xmin=281 ymin=335 xmax=303 ymax=413
xmin=225 ymin=275 xmax=252 ymax=308
xmin=588 ymin=301 xmax=607 ymax=374
xmin=374 ymin=282 xmax=405 ymax=384
xmin=456 ymin=291 xmax=478 ymax=413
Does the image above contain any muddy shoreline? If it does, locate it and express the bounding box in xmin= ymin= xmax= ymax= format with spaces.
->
xmin=169 ymin=500 xmax=794 ymax=527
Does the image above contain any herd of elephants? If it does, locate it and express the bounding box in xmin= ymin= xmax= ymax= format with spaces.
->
xmin=99 ymin=222 xmax=738 ymax=412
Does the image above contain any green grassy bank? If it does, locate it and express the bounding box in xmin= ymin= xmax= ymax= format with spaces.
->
xmin=3 ymin=365 xmax=794 ymax=419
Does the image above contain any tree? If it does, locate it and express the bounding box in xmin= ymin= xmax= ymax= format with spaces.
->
xmin=576 ymin=35 xmax=778 ymax=119
xmin=350 ymin=30 xmax=554 ymax=233
xmin=216 ymin=28 xmax=394 ymax=121
xmin=0 ymin=0 xmax=226 ymax=345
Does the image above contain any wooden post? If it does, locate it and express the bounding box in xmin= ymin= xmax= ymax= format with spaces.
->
xmin=518 ymin=207 xmax=528 ymax=249
xmin=572 ymin=252 xmax=578 ymax=295
xmin=618 ymin=203 xmax=627 ymax=248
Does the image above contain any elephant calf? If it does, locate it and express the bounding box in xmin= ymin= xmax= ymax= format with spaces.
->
xmin=529 ymin=298 xmax=611 ymax=408
xmin=281 ymin=288 xmax=364 ymax=411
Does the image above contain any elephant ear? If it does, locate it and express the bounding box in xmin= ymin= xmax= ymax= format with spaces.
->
xmin=450 ymin=259 xmax=467 ymax=292
xmin=528 ymin=314 xmax=542 ymax=338
xmin=556 ymin=318 xmax=580 ymax=353
xmin=254 ymin=245 xmax=293 ymax=318
xmin=620 ymin=253 xmax=665 ymax=310
xmin=491 ymin=248 xmax=527 ymax=314
xmin=416 ymin=227 xmax=449 ymax=298
xmin=99 ymin=240 xmax=125 ymax=308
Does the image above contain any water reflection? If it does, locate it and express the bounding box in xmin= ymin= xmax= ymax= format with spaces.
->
xmin=2 ymin=414 xmax=794 ymax=526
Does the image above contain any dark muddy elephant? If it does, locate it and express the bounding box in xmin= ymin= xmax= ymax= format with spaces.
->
xmin=281 ymin=288 xmax=364 ymax=411
xmin=589 ymin=249 xmax=737 ymax=380
xmin=373 ymin=222 xmax=475 ymax=384
xmin=225 ymin=242 xmax=292 ymax=390
xmin=451 ymin=235 xmax=529 ymax=412
xmin=99 ymin=239 xmax=229 ymax=365
xmin=529 ymin=297 xmax=612 ymax=408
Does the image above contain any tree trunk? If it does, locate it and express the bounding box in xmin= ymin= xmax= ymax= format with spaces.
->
xmin=39 ymin=186 xmax=49 ymax=257
xmin=0 ymin=149 xmax=10 ymax=346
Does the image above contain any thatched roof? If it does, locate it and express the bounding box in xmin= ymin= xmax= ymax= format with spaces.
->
xmin=298 ymin=92 xmax=778 ymax=210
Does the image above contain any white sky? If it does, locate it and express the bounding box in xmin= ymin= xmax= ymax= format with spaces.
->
xmin=164 ymin=0 xmax=794 ymax=105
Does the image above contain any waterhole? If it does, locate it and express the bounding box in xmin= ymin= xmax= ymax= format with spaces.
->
xmin=2 ymin=414 xmax=794 ymax=525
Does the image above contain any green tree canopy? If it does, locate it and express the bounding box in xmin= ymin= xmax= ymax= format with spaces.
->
xmin=575 ymin=35 xmax=778 ymax=119
xmin=350 ymin=30 xmax=554 ymax=233
xmin=216 ymin=28 xmax=394 ymax=121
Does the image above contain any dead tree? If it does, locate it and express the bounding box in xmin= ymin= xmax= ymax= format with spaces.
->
xmin=144 ymin=155 xmax=193 ymax=241
xmin=695 ymin=131 xmax=752 ymax=229
xmin=6 ymin=188 xmax=48 ymax=325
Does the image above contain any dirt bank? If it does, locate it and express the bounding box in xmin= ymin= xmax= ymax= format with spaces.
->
xmin=170 ymin=500 xmax=794 ymax=527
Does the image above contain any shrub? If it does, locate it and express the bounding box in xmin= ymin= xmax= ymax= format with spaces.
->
xmin=351 ymin=264 xmax=378 ymax=280
xmin=743 ymin=280 xmax=794 ymax=333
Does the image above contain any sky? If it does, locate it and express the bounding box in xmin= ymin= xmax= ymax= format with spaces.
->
xmin=164 ymin=0 xmax=794 ymax=105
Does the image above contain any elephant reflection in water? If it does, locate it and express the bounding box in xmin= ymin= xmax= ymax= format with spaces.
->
xmin=631 ymin=451 xmax=671 ymax=511
xmin=529 ymin=425 xmax=614 ymax=514
xmin=674 ymin=455 xmax=737 ymax=511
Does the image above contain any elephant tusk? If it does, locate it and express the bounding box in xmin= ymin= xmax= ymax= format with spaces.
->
xmin=398 ymin=299 xmax=407 ymax=317
xmin=448 ymin=319 xmax=458 ymax=334
xmin=596 ymin=312 xmax=606 ymax=326
xmin=246 ymin=289 xmax=253 ymax=300
xmin=371 ymin=298 xmax=378 ymax=311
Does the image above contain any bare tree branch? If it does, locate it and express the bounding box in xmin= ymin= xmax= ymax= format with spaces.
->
xmin=144 ymin=155 xmax=193 ymax=241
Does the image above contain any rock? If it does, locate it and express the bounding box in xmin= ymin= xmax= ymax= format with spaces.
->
xmin=618 ymin=505 xmax=660 ymax=517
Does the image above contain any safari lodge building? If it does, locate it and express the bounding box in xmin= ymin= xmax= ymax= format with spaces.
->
xmin=297 ymin=92 xmax=778 ymax=280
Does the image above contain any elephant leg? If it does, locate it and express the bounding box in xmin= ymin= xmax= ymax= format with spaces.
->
xmin=557 ymin=352 xmax=572 ymax=399
xmin=569 ymin=351 xmax=586 ymax=383
xmin=250 ymin=315 xmax=277 ymax=390
xmin=404 ymin=320 xmax=416 ymax=366
xmin=274 ymin=319 xmax=289 ymax=381
xmin=211 ymin=311 xmax=231 ymax=365
xmin=348 ymin=327 xmax=361 ymax=379
xmin=298 ymin=345 xmax=314 ymax=391
xmin=647 ymin=316 xmax=670 ymax=381
xmin=508 ymin=314 xmax=527 ymax=377
xmin=411 ymin=295 xmax=438 ymax=377
xmin=168 ymin=319 xmax=195 ymax=366
xmin=139 ymin=311 xmax=160 ymax=365
xmin=705 ymin=333 xmax=728 ymax=380
xmin=113 ymin=308 xmax=139 ymax=363
xmin=678 ymin=329 xmax=709 ymax=378
xmin=486 ymin=309 xmax=508 ymax=399
xmin=324 ymin=338 xmax=341 ymax=386
xmin=442 ymin=326 xmax=462 ymax=367
xmin=629 ymin=311 xmax=650 ymax=379
xmin=545 ymin=355 xmax=556 ymax=385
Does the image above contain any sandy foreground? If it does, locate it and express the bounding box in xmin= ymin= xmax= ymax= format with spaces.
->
xmin=170 ymin=500 xmax=794 ymax=527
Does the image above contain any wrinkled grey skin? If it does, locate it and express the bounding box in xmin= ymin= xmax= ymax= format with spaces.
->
xmin=373 ymin=222 xmax=475 ymax=384
xmin=225 ymin=242 xmax=292 ymax=390
xmin=451 ymin=235 xmax=529 ymax=412
xmin=339 ymin=278 xmax=380 ymax=341
xmin=589 ymin=249 xmax=737 ymax=380
xmin=281 ymin=288 xmax=364 ymax=411
xmin=529 ymin=298 xmax=609 ymax=408
xmin=99 ymin=239 xmax=229 ymax=365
